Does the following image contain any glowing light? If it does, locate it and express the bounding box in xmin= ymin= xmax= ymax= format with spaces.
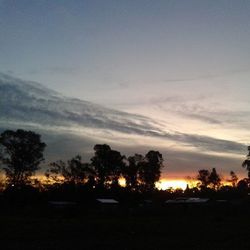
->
xmin=33 ymin=175 xmax=236 ymax=190
xmin=156 ymin=179 xmax=188 ymax=190
xmin=118 ymin=178 xmax=126 ymax=187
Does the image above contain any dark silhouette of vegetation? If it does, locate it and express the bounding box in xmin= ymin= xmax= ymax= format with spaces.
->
xmin=138 ymin=151 xmax=163 ymax=191
xmin=242 ymin=146 xmax=250 ymax=178
xmin=91 ymin=144 xmax=125 ymax=188
xmin=0 ymin=129 xmax=46 ymax=186
xmin=208 ymin=168 xmax=221 ymax=189
xmin=197 ymin=168 xmax=221 ymax=190
xmin=46 ymin=155 xmax=95 ymax=185
xmin=0 ymin=129 xmax=250 ymax=210
xmin=123 ymin=154 xmax=143 ymax=191
xmin=0 ymin=130 xmax=249 ymax=250
xmin=237 ymin=178 xmax=248 ymax=190
xmin=197 ymin=169 xmax=210 ymax=189
xmin=228 ymin=171 xmax=238 ymax=187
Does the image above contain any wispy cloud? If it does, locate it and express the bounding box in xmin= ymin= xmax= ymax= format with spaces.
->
xmin=0 ymin=73 xmax=246 ymax=156
xmin=178 ymin=113 xmax=221 ymax=124
xmin=1 ymin=72 xmax=248 ymax=178
xmin=163 ymin=68 xmax=250 ymax=83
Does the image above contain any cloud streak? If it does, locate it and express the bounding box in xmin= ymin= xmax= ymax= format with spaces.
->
xmin=163 ymin=68 xmax=250 ymax=83
xmin=0 ymin=73 xmax=246 ymax=157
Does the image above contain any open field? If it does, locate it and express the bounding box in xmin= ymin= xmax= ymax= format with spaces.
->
xmin=0 ymin=204 xmax=250 ymax=250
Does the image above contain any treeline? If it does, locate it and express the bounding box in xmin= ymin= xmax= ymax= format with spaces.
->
xmin=0 ymin=129 xmax=163 ymax=192
xmin=46 ymin=145 xmax=163 ymax=192
xmin=0 ymin=129 xmax=250 ymax=199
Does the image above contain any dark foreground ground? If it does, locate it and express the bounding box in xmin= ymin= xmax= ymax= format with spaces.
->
xmin=0 ymin=204 xmax=250 ymax=250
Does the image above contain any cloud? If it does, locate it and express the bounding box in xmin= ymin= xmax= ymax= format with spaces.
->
xmin=179 ymin=113 xmax=221 ymax=124
xmin=170 ymin=133 xmax=245 ymax=154
xmin=1 ymin=72 xmax=248 ymax=177
xmin=0 ymin=72 xmax=247 ymax=160
xmin=1 ymin=125 xmax=244 ymax=177
xmin=176 ymin=106 xmax=250 ymax=129
xmin=149 ymin=95 xmax=250 ymax=131
xmin=163 ymin=68 xmax=250 ymax=83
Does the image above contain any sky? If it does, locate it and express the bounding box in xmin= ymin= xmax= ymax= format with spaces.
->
xmin=1 ymin=0 xmax=250 ymax=180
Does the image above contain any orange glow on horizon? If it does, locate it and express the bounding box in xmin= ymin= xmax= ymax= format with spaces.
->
xmin=156 ymin=179 xmax=235 ymax=190
xmin=30 ymin=175 xmax=235 ymax=190
xmin=156 ymin=179 xmax=189 ymax=190
xmin=118 ymin=178 xmax=126 ymax=187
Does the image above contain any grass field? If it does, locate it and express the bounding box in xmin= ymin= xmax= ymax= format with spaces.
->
xmin=0 ymin=204 xmax=250 ymax=250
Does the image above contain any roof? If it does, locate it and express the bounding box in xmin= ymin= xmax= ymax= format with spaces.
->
xmin=48 ymin=201 xmax=77 ymax=206
xmin=165 ymin=198 xmax=209 ymax=204
xmin=96 ymin=199 xmax=119 ymax=204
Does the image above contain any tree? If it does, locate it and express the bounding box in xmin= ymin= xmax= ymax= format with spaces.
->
xmin=208 ymin=168 xmax=221 ymax=189
xmin=46 ymin=155 xmax=94 ymax=185
xmin=228 ymin=171 xmax=238 ymax=187
xmin=197 ymin=169 xmax=210 ymax=189
xmin=138 ymin=150 xmax=164 ymax=191
xmin=91 ymin=144 xmax=125 ymax=187
xmin=237 ymin=178 xmax=249 ymax=192
xmin=123 ymin=154 xmax=143 ymax=191
xmin=242 ymin=146 xmax=250 ymax=178
xmin=0 ymin=129 xmax=46 ymax=186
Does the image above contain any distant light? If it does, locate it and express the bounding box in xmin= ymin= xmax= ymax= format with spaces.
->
xmin=118 ymin=178 xmax=126 ymax=187
xmin=156 ymin=180 xmax=188 ymax=190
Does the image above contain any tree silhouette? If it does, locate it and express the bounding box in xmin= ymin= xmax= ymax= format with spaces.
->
xmin=138 ymin=150 xmax=163 ymax=191
xmin=208 ymin=168 xmax=221 ymax=189
xmin=197 ymin=169 xmax=210 ymax=189
xmin=0 ymin=129 xmax=46 ymax=186
xmin=228 ymin=171 xmax=238 ymax=187
xmin=46 ymin=155 xmax=94 ymax=185
xmin=242 ymin=146 xmax=250 ymax=178
xmin=91 ymin=144 xmax=125 ymax=187
xmin=237 ymin=178 xmax=249 ymax=192
xmin=123 ymin=154 xmax=143 ymax=191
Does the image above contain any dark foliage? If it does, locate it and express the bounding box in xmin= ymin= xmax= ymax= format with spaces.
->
xmin=138 ymin=151 xmax=163 ymax=191
xmin=242 ymin=146 xmax=250 ymax=178
xmin=228 ymin=171 xmax=238 ymax=187
xmin=197 ymin=168 xmax=221 ymax=190
xmin=197 ymin=169 xmax=210 ymax=189
xmin=0 ymin=129 xmax=46 ymax=186
xmin=1 ymin=129 xmax=250 ymax=209
xmin=123 ymin=154 xmax=143 ymax=191
xmin=208 ymin=168 xmax=221 ymax=189
xmin=46 ymin=155 xmax=95 ymax=185
xmin=91 ymin=144 xmax=125 ymax=188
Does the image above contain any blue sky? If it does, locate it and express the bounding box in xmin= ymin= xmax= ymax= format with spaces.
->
xmin=1 ymin=0 xmax=250 ymax=178
xmin=1 ymin=0 xmax=250 ymax=102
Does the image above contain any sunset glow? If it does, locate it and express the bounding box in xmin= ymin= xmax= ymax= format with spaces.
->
xmin=156 ymin=180 xmax=188 ymax=190
xmin=1 ymin=2 xmax=250 ymax=248
xmin=120 ymin=178 xmax=191 ymax=190
xmin=1 ymin=0 xmax=250 ymax=182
